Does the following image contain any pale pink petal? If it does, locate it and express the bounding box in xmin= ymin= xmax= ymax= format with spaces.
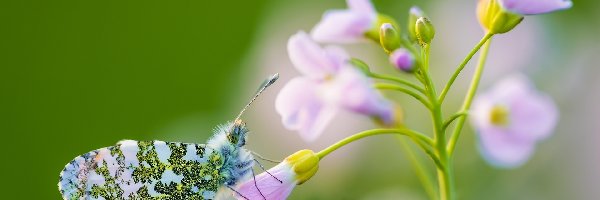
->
xmin=288 ymin=31 xmax=349 ymax=79
xmin=499 ymin=0 xmax=572 ymax=15
xmin=321 ymin=67 xmax=394 ymax=124
xmin=310 ymin=10 xmax=374 ymax=43
xmin=506 ymin=85 xmax=559 ymax=141
xmin=347 ymin=0 xmax=377 ymax=17
xmin=235 ymin=163 xmax=297 ymax=200
xmin=487 ymin=75 xmax=559 ymax=140
xmin=276 ymin=77 xmax=338 ymax=141
xmin=478 ymin=128 xmax=537 ymax=168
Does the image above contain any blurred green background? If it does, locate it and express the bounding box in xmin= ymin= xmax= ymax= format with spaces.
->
xmin=1 ymin=0 xmax=598 ymax=199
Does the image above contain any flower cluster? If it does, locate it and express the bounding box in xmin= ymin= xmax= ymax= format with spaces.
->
xmin=276 ymin=1 xmax=398 ymax=141
xmin=234 ymin=0 xmax=570 ymax=199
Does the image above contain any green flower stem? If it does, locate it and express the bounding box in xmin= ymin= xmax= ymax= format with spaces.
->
xmin=374 ymin=83 xmax=431 ymax=109
xmin=447 ymin=38 xmax=493 ymax=154
xmin=436 ymin=166 xmax=452 ymax=200
xmin=396 ymin=136 xmax=437 ymax=200
xmin=370 ymin=73 xmax=425 ymax=94
xmin=438 ymin=33 xmax=494 ymax=103
xmin=443 ymin=112 xmax=468 ymax=130
xmin=316 ymin=128 xmax=433 ymax=160
xmin=420 ymin=44 xmax=453 ymax=200
xmin=400 ymin=37 xmax=420 ymax=58
xmin=411 ymin=134 xmax=442 ymax=168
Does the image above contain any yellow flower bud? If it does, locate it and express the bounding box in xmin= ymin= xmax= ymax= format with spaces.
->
xmin=477 ymin=0 xmax=523 ymax=34
xmin=285 ymin=149 xmax=319 ymax=184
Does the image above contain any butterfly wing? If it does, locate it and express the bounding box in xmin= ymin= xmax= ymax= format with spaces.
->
xmin=58 ymin=140 xmax=226 ymax=200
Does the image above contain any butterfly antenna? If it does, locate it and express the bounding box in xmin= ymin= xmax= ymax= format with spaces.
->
xmin=234 ymin=73 xmax=279 ymax=122
xmin=251 ymin=151 xmax=282 ymax=163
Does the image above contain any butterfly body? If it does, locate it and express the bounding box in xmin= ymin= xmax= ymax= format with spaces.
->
xmin=58 ymin=120 xmax=253 ymax=200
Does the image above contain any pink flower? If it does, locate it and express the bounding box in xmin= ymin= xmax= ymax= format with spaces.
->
xmin=470 ymin=75 xmax=559 ymax=168
xmin=498 ymin=0 xmax=572 ymax=15
xmin=276 ymin=31 xmax=394 ymax=141
xmin=311 ymin=0 xmax=377 ymax=43
xmin=235 ymin=150 xmax=319 ymax=200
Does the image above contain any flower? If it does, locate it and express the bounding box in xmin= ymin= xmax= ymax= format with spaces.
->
xmin=311 ymin=0 xmax=377 ymax=43
xmin=470 ymin=75 xmax=559 ymax=168
xmin=477 ymin=0 xmax=572 ymax=34
xmin=235 ymin=150 xmax=319 ymax=200
xmin=276 ymin=31 xmax=394 ymax=141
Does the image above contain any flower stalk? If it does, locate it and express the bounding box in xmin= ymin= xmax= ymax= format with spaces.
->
xmin=447 ymin=38 xmax=493 ymax=155
xmin=316 ymin=128 xmax=433 ymax=159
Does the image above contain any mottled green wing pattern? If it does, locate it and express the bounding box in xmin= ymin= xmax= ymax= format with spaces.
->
xmin=58 ymin=140 xmax=228 ymax=200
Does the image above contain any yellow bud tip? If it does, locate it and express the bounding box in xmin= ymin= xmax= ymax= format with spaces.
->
xmin=285 ymin=149 xmax=319 ymax=185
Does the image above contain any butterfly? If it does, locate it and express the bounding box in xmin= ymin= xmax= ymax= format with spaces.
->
xmin=58 ymin=74 xmax=280 ymax=200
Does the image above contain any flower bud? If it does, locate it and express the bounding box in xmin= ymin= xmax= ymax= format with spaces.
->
xmin=365 ymin=14 xmax=400 ymax=44
xmin=379 ymin=23 xmax=401 ymax=53
xmin=477 ymin=0 xmax=524 ymax=34
xmin=389 ymin=48 xmax=415 ymax=73
xmin=285 ymin=149 xmax=319 ymax=184
xmin=415 ymin=17 xmax=435 ymax=45
xmin=407 ymin=6 xmax=426 ymax=42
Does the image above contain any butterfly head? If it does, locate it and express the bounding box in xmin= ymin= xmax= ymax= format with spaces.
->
xmin=225 ymin=74 xmax=278 ymax=147
xmin=227 ymin=119 xmax=249 ymax=147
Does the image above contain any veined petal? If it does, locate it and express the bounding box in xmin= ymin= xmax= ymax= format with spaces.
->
xmin=499 ymin=0 xmax=572 ymax=15
xmin=235 ymin=162 xmax=296 ymax=200
xmin=276 ymin=77 xmax=337 ymax=141
xmin=288 ymin=31 xmax=349 ymax=79
xmin=311 ymin=10 xmax=374 ymax=43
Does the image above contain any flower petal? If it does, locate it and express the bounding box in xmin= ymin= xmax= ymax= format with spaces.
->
xmin=321 ymin=67 xmax=394 ymax=124
xmin=499 ymin=0 xmax=572 ymax=15
xmin=311 ymin=10 xmax=374 ymax=43
xmin=478 ymin=127 xmax=537 ymax=168
xmin=505 ymin=82 xmax=559 ymax=140
xmin=347 ymin=0 xmax=377 ymax=17
xmin=288 ymin=31 xmax=349 ymax=79
xmin=235 ymin=163 xmax=297 ymax=200
xmin=276 ymin=77 xmax=337 ymax=141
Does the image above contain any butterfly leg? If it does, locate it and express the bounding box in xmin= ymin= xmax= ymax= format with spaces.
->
xmin=251 ymin=168 xmax=268 ymax=200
